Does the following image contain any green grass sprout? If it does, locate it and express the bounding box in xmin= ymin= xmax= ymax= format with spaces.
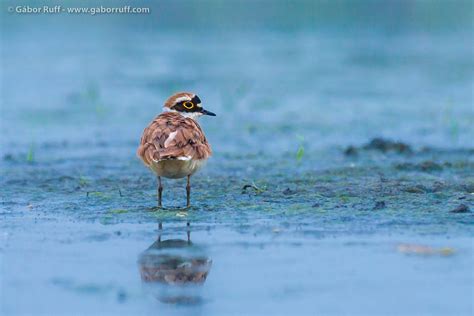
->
xmin=296 ymin=134 xmax=305 ymax=163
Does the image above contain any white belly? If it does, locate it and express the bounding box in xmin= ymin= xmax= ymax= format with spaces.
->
xmin=149 ymin=159 xmax=206 ymax=179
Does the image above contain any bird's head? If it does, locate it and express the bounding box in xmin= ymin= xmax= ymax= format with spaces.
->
xmin=163 ymin=92 xmax=216 ymax=120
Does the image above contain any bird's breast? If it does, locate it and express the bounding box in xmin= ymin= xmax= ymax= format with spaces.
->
xmin=150 ymin=159 xmax=207 ymax=179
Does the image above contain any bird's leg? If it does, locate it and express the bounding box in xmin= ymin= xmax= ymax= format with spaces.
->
xmin=157 ymin=176 xmax=163 ymax=207
xmin=186 ymin=175 xmax=191 ymax=208
xmin=158 ymin=222 xmax=162 ymax=243
xmin=186 ymin=222 xmax=191 ymax=243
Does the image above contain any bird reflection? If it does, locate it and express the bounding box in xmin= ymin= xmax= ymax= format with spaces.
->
xmin=138 ymin=222 xmax=212 ymax=305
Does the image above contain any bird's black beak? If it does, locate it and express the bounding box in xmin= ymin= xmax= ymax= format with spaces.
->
xmin=201 ymin=109 xmax=216 ymax=116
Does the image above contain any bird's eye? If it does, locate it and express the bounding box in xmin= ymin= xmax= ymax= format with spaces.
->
xmin=183 ymin=101 xmax=194 ymax=109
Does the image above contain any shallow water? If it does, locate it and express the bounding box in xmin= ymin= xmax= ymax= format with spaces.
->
xmin=1 ymin=0 xmax=474 ymax=315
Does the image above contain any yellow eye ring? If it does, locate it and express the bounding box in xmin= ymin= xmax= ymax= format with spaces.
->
xmin=183 ymin=101 xmax=194 ymax=109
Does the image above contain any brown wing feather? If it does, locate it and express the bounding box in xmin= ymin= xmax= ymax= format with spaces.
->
xmin=137 ymin=112 xmax=212 ymax=166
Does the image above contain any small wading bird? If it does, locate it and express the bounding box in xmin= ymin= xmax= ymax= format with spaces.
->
xmin=137 ymin=92 xmax=215 ymax=207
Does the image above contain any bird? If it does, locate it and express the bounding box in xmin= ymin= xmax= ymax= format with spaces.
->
xmin=137 ymin=92 xmax=216 ymax=208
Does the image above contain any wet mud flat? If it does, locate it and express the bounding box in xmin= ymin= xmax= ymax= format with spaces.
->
xmin=2 ymin=137 xmax=472 ymax=224
xmin=1 ymin=137 xmax=473 ymax=315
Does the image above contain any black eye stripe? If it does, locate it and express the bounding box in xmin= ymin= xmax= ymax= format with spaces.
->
xmin=174 ymin=101 xmax=200 ymax=112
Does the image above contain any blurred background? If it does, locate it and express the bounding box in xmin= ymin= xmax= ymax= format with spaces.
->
xmin=1 ymin=1 xmax=473 ymax=315
xmin=1 ymin=0 xmax=473 ymax=157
